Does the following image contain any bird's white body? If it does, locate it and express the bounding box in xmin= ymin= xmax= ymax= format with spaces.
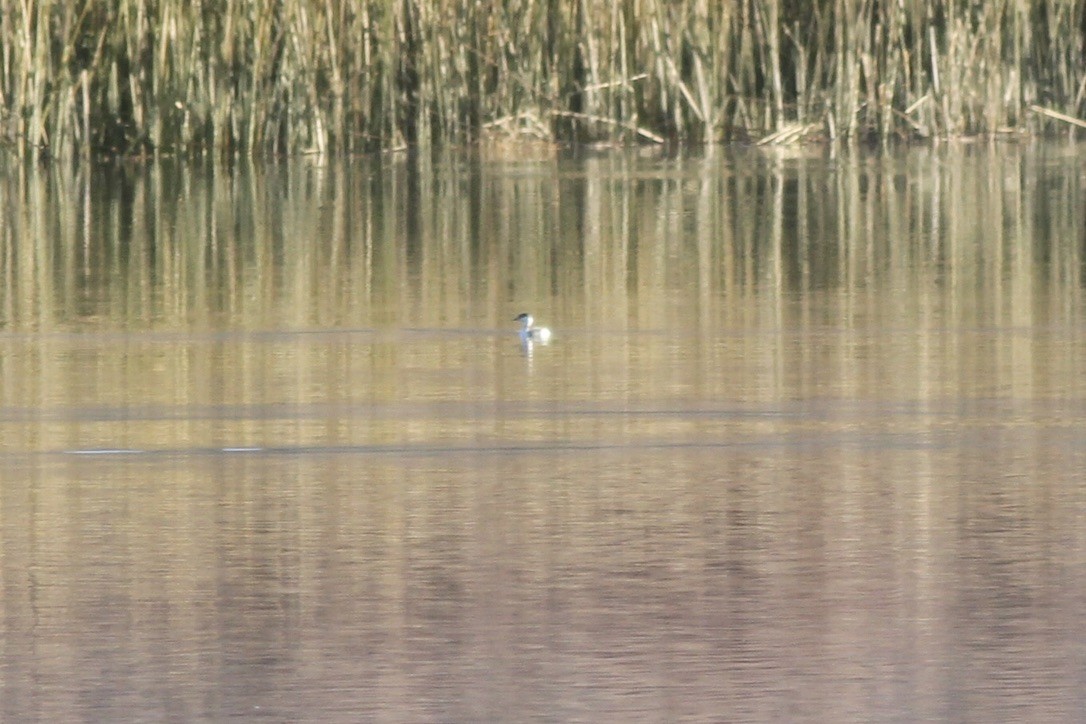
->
xmin=514 ymin=313 xmax=551 ymax=344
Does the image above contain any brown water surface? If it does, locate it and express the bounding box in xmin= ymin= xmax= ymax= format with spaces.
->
xmin=1 ymin=146 xmax=1086 ymax=721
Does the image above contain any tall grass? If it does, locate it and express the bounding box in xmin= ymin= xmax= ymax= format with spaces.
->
xmin=1 ymin=0 xmax=1083 ymax=157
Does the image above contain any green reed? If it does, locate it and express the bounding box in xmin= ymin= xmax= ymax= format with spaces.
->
xmin=0 ymin=0 xmax=1083 ymax=158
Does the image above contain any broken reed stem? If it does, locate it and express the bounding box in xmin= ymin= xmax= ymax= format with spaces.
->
xmin=0 ymin=0 xmax=1084 ymax=159
xmin=550 ymin=109 xmax=665 ymax=143
xmin=1029 ymin=105 xmax=1086 ymax=131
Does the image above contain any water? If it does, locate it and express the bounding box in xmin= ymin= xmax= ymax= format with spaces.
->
xmin=2 ymin=145 xmax=1086 ymax=721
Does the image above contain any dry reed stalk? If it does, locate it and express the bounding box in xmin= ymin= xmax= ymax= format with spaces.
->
xmin=1029 ymin=104 xmax=1086 ymax=131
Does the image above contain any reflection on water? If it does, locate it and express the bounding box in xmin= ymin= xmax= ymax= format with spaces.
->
xmin=1 ymin=145 xmax=1086 ymax=720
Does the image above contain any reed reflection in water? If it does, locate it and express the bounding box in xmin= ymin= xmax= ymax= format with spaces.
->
xmin=1 ymin=145 xmax=1086 ymax=720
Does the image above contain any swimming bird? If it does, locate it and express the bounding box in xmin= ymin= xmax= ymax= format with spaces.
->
xmin=514 ymin=312 xmax=552 ymax=344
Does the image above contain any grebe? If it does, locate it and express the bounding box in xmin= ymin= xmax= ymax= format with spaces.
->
xmin=514 ymin=312 xmax=552 ymax=344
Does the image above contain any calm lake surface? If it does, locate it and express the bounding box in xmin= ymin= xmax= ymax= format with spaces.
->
xmin=2 ymin=144 xmax=1086 ymax=721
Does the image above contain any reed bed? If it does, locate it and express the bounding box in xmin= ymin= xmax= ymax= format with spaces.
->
xmin=1 ymin=0 xmax=1083 ymax=157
